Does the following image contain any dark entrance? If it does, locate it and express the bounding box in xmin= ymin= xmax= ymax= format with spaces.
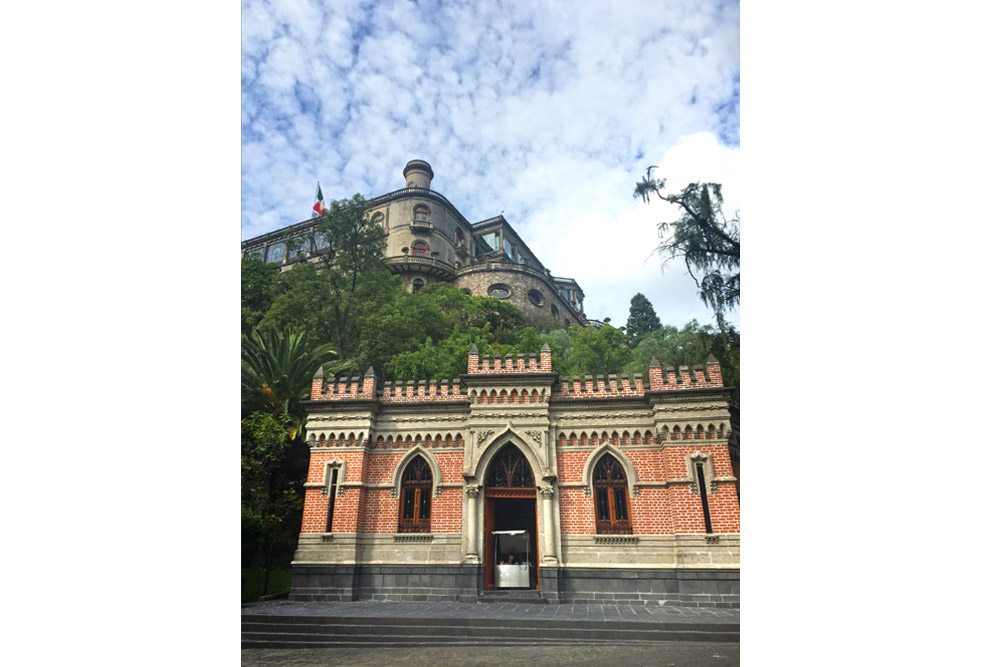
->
xmin=483 ymin=444 xmax=538 ymax=590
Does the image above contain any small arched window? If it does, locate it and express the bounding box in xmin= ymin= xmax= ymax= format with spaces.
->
xmin=412 ymin=278 xmax=424 ymax=292
xmin=398 ymin=456 xmax=432 ymax=533
xmin=456 ymin=229 xmax=465 ymax=243
xmin=412 ymin=241 xmax=428 ymax=257
xmin=414 ymin=205 xmax=430 ymax=224
xmin=267 ymin=245 xmax=284 ymax=263
xmin=593 ymin=454 xmax=632 ymax=534
xmin=371 ymin=212 xmax=385 ymax=229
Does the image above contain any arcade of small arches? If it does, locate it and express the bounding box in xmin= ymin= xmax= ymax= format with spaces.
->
xmin=470 ymin=388 xmax=546 ymax=404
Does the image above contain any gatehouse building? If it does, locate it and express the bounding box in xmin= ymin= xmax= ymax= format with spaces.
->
xmin=289 ymin=345 xmax=740 ymax=607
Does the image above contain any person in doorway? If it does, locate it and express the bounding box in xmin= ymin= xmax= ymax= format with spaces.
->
xmin=505 ymin=554 xmax=516 ymax=564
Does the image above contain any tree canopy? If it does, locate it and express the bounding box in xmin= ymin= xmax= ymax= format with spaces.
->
xmin=625 ymin=293 xmax=662 ymax=346
xmin=634 ymin=170 xmax=740 ymax=331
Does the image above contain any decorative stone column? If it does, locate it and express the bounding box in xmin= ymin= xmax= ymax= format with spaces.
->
xmin=462 ymin=484 xmax=481 ymax=564
xmin=539 ymin=485 xmax=558 ymax=565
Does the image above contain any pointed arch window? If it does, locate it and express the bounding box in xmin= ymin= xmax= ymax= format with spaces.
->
xmin=486 ymin=444 xmax=535 ymax=488
xmin=593 ymin=454 xmax=632 ymax=534
xmin=398 ymin=456 xmax=432 ymax=533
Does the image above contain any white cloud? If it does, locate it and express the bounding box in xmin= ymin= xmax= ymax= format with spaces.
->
xmin=242 ymin=0 xmax=740 ymax=326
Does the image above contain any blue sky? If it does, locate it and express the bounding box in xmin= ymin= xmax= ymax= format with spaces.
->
xmin=242 ymin=0 xmax=740 ymax=329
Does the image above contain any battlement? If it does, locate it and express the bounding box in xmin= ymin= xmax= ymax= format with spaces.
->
xmin=548 ymin=354 xmax=724 ymax=399
xmin=647 ymin=355 xmax=725 ymax=390
xmin=308 ymin=351 xmax=724 ymax=404
xmin=381 ymin=379 xmax=465 ymax=402
xmin=553 ymin=374 xmax=647 ymax=399
xmin=310 ymin=367 xmax=377 ymax=401
xmin=466 ymin=344 xmax=552 ymax=373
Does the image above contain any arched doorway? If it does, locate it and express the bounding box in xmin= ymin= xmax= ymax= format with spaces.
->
xmin=483 ymin=443 xmax=539 ymax=590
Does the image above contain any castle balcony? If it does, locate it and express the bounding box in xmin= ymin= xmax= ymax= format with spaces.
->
xmin=409 ymin=220 xmax=433 ymax=234
xmin=386 ymin=254 xmax=458 ymax=281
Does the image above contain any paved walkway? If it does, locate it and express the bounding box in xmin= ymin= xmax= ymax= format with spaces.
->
xmin=242 ymin=599 xmax=739 ymax=626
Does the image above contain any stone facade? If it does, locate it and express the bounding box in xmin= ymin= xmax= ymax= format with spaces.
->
xmin=289 ymin=346 xmax=740 ymax=607
xmin=241 ymin=159 xmax=588 ymax=326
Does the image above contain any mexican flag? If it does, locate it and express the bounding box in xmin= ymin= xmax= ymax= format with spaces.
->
xmin=312 ymin=182 xmax=324 ymax=217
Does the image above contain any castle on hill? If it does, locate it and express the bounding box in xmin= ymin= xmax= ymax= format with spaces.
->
xmin=241 ymin=160 xmax=588 ymax=327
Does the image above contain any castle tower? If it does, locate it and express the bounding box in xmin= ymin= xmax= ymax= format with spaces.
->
xmin=403 ymin=159 xmax=434 ymax=189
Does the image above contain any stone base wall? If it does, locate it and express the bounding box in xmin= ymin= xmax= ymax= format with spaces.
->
xmin=290 ymin=564 xmax=481 ymax=603
xmin=552 ymin=567 xmax=739 ymax=608
xmin=289 ymin=564 xmax=739 ymax=608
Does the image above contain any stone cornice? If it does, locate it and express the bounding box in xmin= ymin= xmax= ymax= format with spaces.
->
xmin=241 ymin=187 xmax=475 ymax=250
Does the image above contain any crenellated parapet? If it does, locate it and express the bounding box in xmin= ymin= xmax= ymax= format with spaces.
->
xmin=648 ymin=355 xmax=725 ymax=390
xmin=466 ymin=344 xmax=552 ymax=374
xmin=552 ymin=374 xmax=647 ymax=399
xmin=308 ymin=349 xmax=725 ymax=405
xmin=310 ymin=367 xmax=377 ymax=400
xmin=381 ymin=379 xmax=466 ymax=402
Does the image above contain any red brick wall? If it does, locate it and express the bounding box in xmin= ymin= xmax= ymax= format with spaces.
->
xmin=301 ymin=449 xmax=466 ymax=534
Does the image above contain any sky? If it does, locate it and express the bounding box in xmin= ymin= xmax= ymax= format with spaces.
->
xmin=242 ymin=0 xmax=740 ymax=330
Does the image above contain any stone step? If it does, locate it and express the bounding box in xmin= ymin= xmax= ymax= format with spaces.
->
xmin=241 ymin=638 xmax=719 ymax=649
xmin=241 ymin=616 xmax=739 ymax=648
xmin=242 ymin=614 xmax=731 ymax=634
xmin=478 ymin=589 xmax=546 ymax=603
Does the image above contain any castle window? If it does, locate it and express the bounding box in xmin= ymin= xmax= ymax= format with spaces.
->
xmin=267 ymin=245 xmax=284 ymax=263
xmin=291 ymin=236 xmax=310 ymax=256
xmin=398 ymin=456 xmax=432 ymax=533
xmin=696 ymin=463 xmax=713 ymax=534
xmin=593 ymin=454 xmax=632 ymax=535
xmin=323 ymin=461 xmax=343 ymax=532
xmin=412 ymin=241 xmax=428 ymax=257
xmin=412 ymin=278 xmax=424 ymax=292
xmin=487 ymin=283 xmax=511 ymax=299
xmin=371 ymin=212 xmax=385 ymax=229
xmin=551 ymin=304 xmax=558 ymax=317
xmin=527 ymin=289 xmax=543 ymax=306
xmin=414 ymin=205 xmax=430 ymax=224
xmin=456 ymin=229 xmax=465 ymax=243
xmin=474 ymin=231 xmax=500 ymax=256
xmin=503 ymin=238 xmax=515 ymax=260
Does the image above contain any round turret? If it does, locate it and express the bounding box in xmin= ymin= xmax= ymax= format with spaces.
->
xmin=403 ymin=160 xmax=434 ymax=189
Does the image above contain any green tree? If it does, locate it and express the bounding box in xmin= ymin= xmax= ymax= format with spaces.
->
xmin=625 ymin=293 xmax=662 ymax=346
xmin=262 ymin=194 xmax=394 ymax=365
xmin=565 ymin=324 xmax=634 ymax=378
xmin=313 ymin=194 xmax=393 ymax=358
xmin=241 ymin=255 xmax=283 ymax=336
xmin=625 ymin=320 xmax=740 ymax=401
xmin=241 ymin=327 xmax=337 ymax=439
xmin=241 ymin=411 xmax=304 ymax=594
xmin=634 ymin=170 xmax=739 ymax=332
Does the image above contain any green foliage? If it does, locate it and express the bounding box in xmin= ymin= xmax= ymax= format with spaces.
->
xmin=263 ymin=195 xmax=394 ymax=359
xmin=563 ymin=325 xmax=634 ymax=378
xmin=241 ymin=327 xmax=337 ymax=439
xmin=626 ymin=320 xmax=740 ymax=400
xmin=634 ymin=171 xmax=740 ymax=331
xmin=625 ymin=293 xmax=662 ymax=346
xmin=241 ymin=255 xmax=283 ymax=336
xmin=241 ymin=568 xmax=292 ymax=602
xmin=373 ymin=284 xmax=526 ymax=380
xmin=241 ymin=411 xmax=304 ymax=571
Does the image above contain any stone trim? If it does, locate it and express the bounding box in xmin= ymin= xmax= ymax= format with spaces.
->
xmin=394 ymin=534 xmax=434 ymax=543
xmin=594 ymin=536 xmax=639 ymax=545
